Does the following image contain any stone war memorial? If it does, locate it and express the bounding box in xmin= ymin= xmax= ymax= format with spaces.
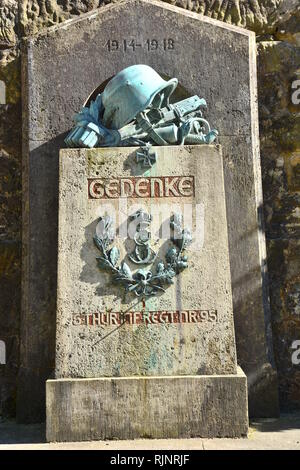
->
xmin=19 ymin=0 xmax=281 ymax=440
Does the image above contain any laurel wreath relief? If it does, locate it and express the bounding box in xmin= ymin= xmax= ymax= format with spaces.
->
xmin=93 ymin=212 xmax=192 ymax=297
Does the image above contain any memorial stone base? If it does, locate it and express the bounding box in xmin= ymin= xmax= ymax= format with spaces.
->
xmin=46 ymin=145 xmax=248 ymax=441
xmin=46 ymin=368 xmax=248 ymax=442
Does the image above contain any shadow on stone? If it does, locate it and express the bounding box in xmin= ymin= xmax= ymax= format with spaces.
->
xmin=17 ymin=133 xmax=67 ymax=424
xmin=0 ymin=420 xmax=45 ymax=444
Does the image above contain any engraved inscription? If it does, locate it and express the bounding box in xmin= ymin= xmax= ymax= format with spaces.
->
xmin=105 ymin=38 xmax=175 ymax=52
xmin=72 ymin=310 xmax=218 ymax=326
xmin=88 ymin=176 xmax=194 ymax=199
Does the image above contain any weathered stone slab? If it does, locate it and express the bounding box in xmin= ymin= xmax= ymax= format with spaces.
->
xmin=46 ymin=368 xmax=248 ymax=442
xmin=20 ymin=0 xmax=278 ymax=420
xmin=56 ymin=145 xmax=237 ymax=378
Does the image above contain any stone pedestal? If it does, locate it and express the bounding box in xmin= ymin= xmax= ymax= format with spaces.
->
xmin=46 ymin=145 xmax=248 ymax=441
xmin=46 ymin=368 xmax=248 ymax=442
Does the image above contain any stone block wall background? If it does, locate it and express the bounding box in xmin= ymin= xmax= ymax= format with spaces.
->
xmin=0 ymin=0 xmax=299 ymax=418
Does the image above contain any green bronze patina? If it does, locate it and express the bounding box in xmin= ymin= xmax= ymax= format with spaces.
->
xmin=65 ymin=64 xmax=218 ymax=157
xmin=94 ymin=212 xmax=192 ymax=298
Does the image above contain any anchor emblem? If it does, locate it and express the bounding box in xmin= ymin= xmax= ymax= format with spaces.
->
xmin=94 ymin=213 xmax=192 ymax=297
xmin=128 ymin=209 xmax=156 ymax=265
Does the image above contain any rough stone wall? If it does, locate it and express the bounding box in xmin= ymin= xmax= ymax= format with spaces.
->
xmin=0 ymin=0 xmax=299 ymax=417
xmin=0 ymin=0 xmax=21 ymax=418
xmin=258 ymin=34 xmax=300 ymax=409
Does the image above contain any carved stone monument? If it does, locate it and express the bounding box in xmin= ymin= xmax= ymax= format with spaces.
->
xmin=20 ymin=0 xmax=279 ymax=424
xmin=46 ymin=145 xmax=248 ymax=441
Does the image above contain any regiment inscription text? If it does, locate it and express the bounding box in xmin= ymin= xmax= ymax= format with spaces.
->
xmin=72 ymin=310 xmax=218 ymax=326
